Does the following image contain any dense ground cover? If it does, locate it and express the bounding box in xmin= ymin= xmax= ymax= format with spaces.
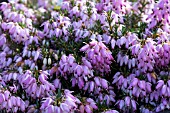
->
xmin=0 ymin=0 xmax=170 ymax=112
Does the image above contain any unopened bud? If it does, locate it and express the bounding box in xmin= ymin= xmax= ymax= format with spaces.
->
xmin=46 ymin=41 xmax=49 ymax=46
xmin=43 ymin=58 xmax=47 ymax=66
xmin=56 ymin=50 xmax=60 ymax=55
xmin=48 ymin=57 xmax=52 ymax=65
xmin=61 ymin=51 xmax=64 ymax=55
xmin=42 ymin=40 xmax=46 ymax=45
xmin=54 ymin=54 xmax=58 ymax=60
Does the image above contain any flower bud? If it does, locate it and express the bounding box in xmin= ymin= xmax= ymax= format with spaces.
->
xmin=46 ymin=41 xmax=49 ymax=47
xmin=42 ymin=40 xmax=46 ymax=45
xmin=43 ymin=58 xmax=47 ymax=66
xmin=54 ymin=54 xmax=58 ymax=60
xmin=61 ymin=51 xmax=64 ymax=55
xmin=48 ymin=57 xmax=52 ymax=65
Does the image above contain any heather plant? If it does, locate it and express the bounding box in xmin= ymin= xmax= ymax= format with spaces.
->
xmin=0 ymin=0 xmax=170 ymax=113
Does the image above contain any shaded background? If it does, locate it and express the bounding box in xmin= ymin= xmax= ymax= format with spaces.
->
xmin=0 ymin=0 xmax=8 ymax=2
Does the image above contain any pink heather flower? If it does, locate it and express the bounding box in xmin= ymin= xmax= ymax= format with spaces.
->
xmin=138 ymin=80 xmax=146 ymax=90
xmin=111 ymin=39 xmax=116 ymax=49
xmin=118 ymin=100 xmax=124 ymax=110
xmin=89 ymin=81 xmax=95 ymax=92
xmin=156 ymin=80 xmax=164 ymax=89
xmin=146 ymin=82 xmax=152 ymax=93
xmin=0 ymin=34 xmax=6 ymax=47
xmin=60 ymin=103 xmax=70 ymax=112
xmin=103 ymin=109 xmax=119 ymax=113
xmin=0 ymin=93 xmax=5 ymax=104
xmin=34 ymin=49 xmax=40 ymax=61
xmin=84 ymin=105 xmax=92 ymax=113
xmin=125 ymin=96 xmax=130 ymax=107
xmin=131 ymin=78 xmax=138 ymax=87
xmin=131 ymin=100 xmax=137 ymax=111
xmin=161 ymin=85 xmax=167 ymax=95
xmin=80 ymin=40 xmax=113 ymax=74
xmin=94 ymin=77 xmax=101 ymax=87
xmin=78 ymin=77 xmax=84 ymax=89
xmin=101 ymin=78 xmax=108 ymax=89
xmin=75 ymin=65 xmax=83 ymax=76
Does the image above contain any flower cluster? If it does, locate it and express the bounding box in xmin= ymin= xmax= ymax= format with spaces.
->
xmin=0 ymin=0 xmax=170 ymax=112
xmin=0 ymin=90 xmax=27 ymax=112
xmin=40 ymin=89 xmax=80 ymax=113
xmin=80 ymin=40 xmax=113 ymax=74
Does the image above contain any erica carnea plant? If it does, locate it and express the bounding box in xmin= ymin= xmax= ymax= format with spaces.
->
xmin=0 ymin=0 xmax=170 ymax=113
